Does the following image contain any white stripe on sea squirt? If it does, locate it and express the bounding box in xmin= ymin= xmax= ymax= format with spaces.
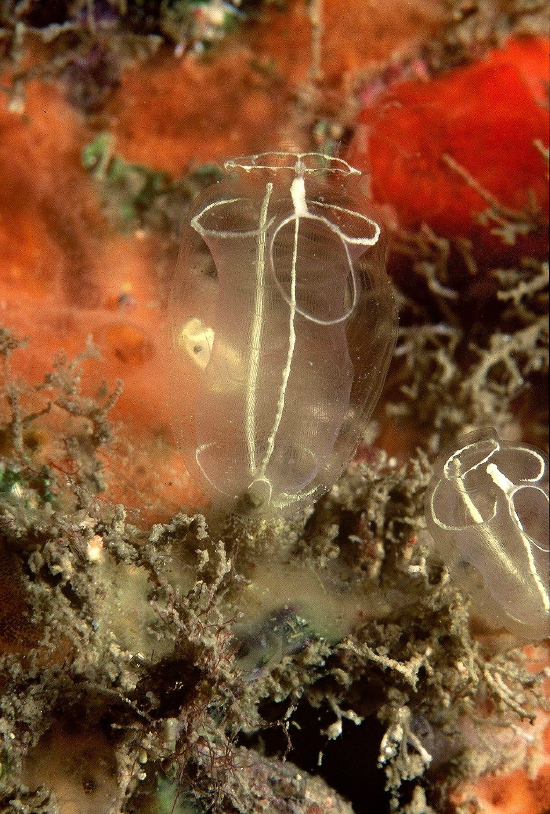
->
xmin=169 ymin=152 xmax=398 ymax=516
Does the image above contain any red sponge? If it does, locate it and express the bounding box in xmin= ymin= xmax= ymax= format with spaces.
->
xmin=347 ymin=37 xmax=549 ymax=262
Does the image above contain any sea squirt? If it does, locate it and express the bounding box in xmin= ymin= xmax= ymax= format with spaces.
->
xmin=425 ymin=427 xmax=550 ymax=641
xmin=169 ymin=152 xmax=397 ymax=515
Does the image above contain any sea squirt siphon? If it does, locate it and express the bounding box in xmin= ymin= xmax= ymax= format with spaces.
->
xmin=169 ymin=152 xmax=397 ymax=515
xmin=425 ymin=427 xmax=550 ymax=641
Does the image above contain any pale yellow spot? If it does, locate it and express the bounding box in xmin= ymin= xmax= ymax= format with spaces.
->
xmin=178 ymin=316 xmax=214 ymax=370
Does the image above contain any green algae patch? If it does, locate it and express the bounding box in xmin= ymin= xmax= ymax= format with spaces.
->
xmin=82 ymin=131 xmax=223 ymax=234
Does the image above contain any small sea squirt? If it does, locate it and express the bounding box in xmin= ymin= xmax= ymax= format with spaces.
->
xmin=425 ymin=428 xmax=549 ymax=641
xmin=169 ymin=152 xmax=397 ymax=515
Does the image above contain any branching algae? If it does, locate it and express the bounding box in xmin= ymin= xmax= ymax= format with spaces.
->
xmin=425 ymin=427 xmax=550 ymax=641
xmin=169 ymin=152 xmax=397 ymax=515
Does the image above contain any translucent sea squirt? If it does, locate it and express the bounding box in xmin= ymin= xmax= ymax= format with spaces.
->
xmin=169 ymin=152 xmax=397 ymax=515
xmin=425 ymin=427 xmax=550 ymax=641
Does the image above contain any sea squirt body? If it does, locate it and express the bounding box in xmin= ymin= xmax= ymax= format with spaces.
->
xmin=169 ymin=152 xmax=397 ymax=515
xmin=425 ymin=427 xmax=550 ymax=641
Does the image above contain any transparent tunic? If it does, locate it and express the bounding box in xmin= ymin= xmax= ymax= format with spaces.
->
xmin=425 ymin=427 xmax=550 ymax=641
xmin=169 ymin=152 xmax=398 ymax=515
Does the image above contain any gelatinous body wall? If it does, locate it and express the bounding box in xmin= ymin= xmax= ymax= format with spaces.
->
xmin=425 ymin=427 xmax=550 ymax=641
xmin=169 ymin=152 xmax=397 ymax=514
